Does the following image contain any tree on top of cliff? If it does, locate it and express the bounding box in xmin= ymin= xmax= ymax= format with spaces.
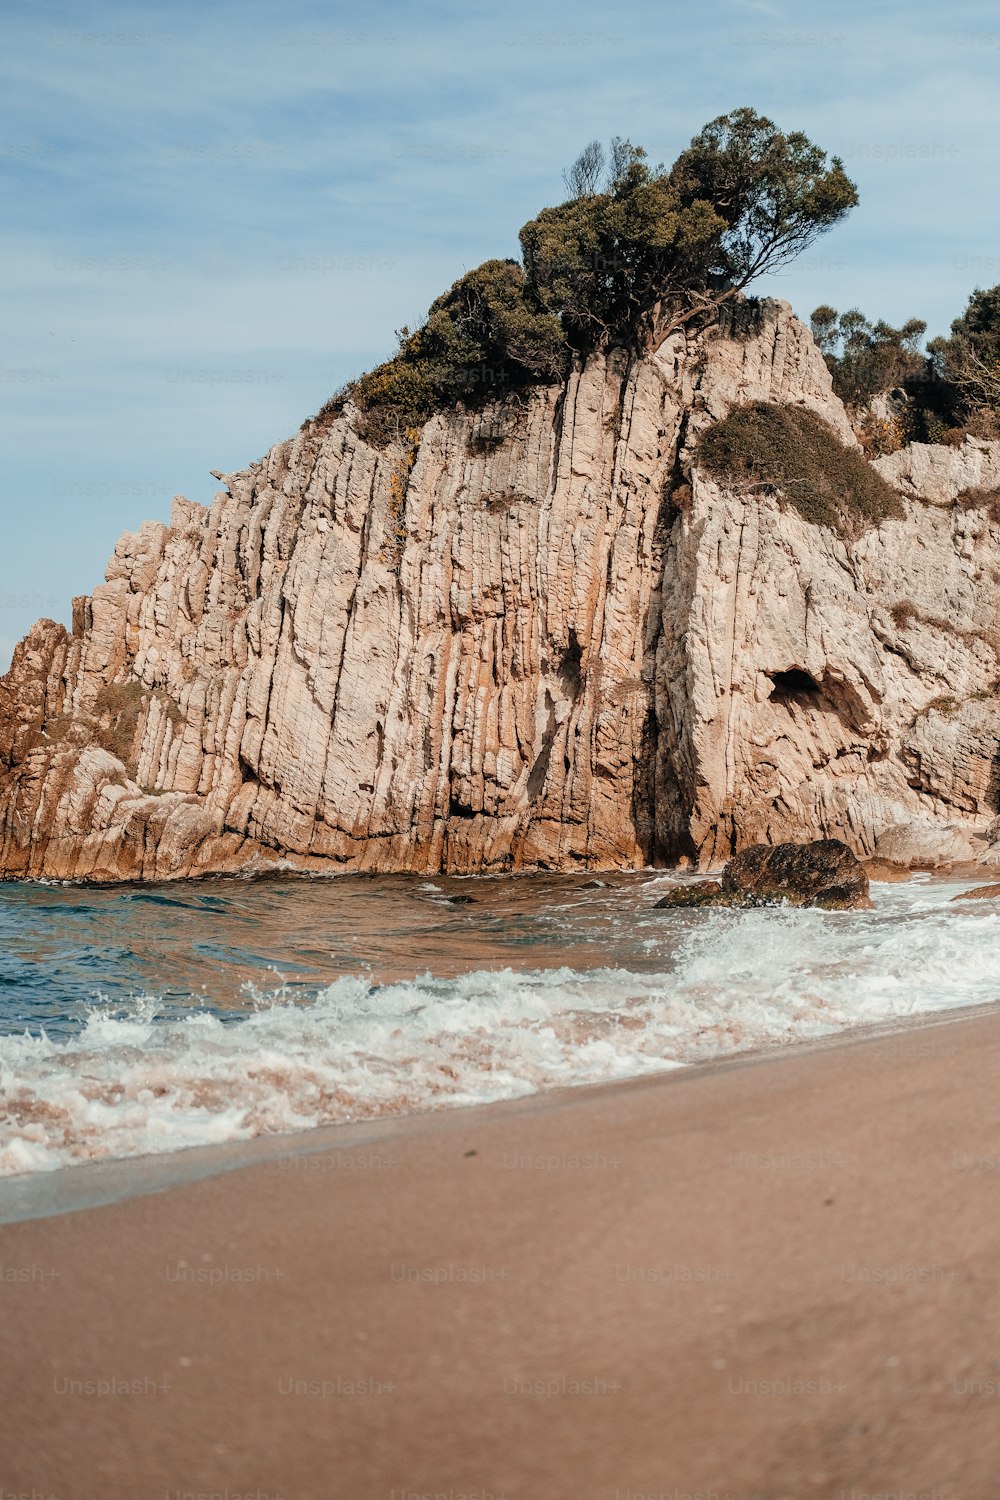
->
xmin=809 ymin=306 xmax=928 ymax=404
xmin=519 ymin=138 xmax=724 ymax=349
xmin=928 ymin=284 xmax=1000 ymax=437
xmin=521 ymin=109 xmax=858 ymax=349
xmin=331 ymin=108 xmax=858 ymax=445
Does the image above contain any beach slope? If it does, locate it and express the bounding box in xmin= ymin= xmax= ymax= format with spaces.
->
xmin=3 ymin=1011 xmax=1000 ymax=1498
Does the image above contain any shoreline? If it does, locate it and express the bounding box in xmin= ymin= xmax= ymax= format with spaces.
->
xmin=1 ymin=989 xmax=996 ymax=1227
xmin=2 ymin=855 xmax=997 ymax=886
xmin=4 ymin=1001 xmax=1000 ymax=1495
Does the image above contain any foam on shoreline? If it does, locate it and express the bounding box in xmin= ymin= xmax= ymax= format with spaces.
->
xmin=3 ymin=881 xmax=997 ymax=1176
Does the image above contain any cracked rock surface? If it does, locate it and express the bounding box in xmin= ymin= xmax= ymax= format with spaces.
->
xmin=3 ymin=300 xmax=1000 ymax=880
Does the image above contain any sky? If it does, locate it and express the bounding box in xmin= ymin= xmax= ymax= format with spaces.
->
xmin=3 ymin=0 xmax=999 ymax=669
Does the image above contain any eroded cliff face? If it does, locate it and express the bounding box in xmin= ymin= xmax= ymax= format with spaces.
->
xmin=3 ymin=299 xmax=1000 ymax=881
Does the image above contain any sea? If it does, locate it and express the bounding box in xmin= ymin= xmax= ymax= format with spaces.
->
xmin=0 ymin=870 xmax=997 ymax=1182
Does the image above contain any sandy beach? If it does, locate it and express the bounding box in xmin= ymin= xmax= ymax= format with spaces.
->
xmin=4 ymin=1009 xmax=1000 ymax=1500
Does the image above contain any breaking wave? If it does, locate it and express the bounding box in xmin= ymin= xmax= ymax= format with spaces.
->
xmin=2 ymin=878 xmax=997 ymax=1175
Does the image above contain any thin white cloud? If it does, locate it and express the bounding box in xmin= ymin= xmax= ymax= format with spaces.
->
xmin=2 ymin=0 xmax=998 ymax=661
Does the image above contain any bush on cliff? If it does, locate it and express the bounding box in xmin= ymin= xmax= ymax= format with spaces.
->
xmin=320 ymin=109 xmax=858 ymax=447
xmin=810 ymin=289 xmax=1000 ymax=445
xmin=695 ymin=402 xmax=904 ymax=534
xmin=808 ymin=303 xmax=963 ymax=445
xmin=350 ymin=260 xmax=569 ymax=445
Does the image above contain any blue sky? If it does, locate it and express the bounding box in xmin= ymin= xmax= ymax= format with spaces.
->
xmin=3 ymin=0 xmax=999 ymax=668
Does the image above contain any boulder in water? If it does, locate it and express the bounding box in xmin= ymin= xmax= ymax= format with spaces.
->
xmin=951 ymin=882 xmax=1000 ymax=902
xmin=654 ymin=881 xmax=724 ymax=908
xmin=721 ymin=840 xmax=872 ymax=910
xmin=654 ymin=840 xmax=871 ymax=912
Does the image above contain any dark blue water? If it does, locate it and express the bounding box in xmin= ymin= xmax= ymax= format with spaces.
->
xmin=0 ymin=871 xmax=663 ymax=1040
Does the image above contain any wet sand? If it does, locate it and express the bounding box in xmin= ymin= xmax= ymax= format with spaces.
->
xmin=4 ymin=1009 xmax=1000 ymax=1499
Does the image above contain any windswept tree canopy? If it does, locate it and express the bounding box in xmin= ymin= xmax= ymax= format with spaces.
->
xmin=334 ymin=109 xmax=859 ymax=444
xmin=520 ymin=109 xmax=858 ymax=348
xmin=670 ymin=108 xmax=857 ymax=293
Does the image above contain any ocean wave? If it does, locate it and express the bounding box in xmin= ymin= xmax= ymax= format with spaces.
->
xmin=2 ymin=885 xmax=998 ymax=1176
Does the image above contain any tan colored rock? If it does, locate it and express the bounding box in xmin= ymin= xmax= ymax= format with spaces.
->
xmin=952 ymin=882 xmax=1000 ymax=901
xmin=861 ymin=859 xmax=914 ymax=883
xmin=3 ymin=298 xmax=1000 ymax=881
xmin=872 ymin=821 xmax=980 ymax=871
xmin=873 ymin=436 xmax=1000 ymax=506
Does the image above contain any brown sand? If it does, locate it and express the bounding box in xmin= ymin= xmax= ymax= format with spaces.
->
xmin=3 ymin=1011 xmax=1000 ymax=1500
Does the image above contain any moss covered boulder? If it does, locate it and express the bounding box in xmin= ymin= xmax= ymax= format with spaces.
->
xmin=721 ymin=840 xmax=872 ymax=909
xmin=655 ymin=840 xmax=872 ymax=911
xmin=654 ymin=880 xmax=725 ymax=909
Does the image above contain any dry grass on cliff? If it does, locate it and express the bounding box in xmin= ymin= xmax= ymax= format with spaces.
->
xmin=93 ymin=681 xmax=147 ymax=764
xmin=93 ymin=681 xmax=183 ymax=768
xmin=300 ymin=387 xmax=350 ymax=440
xmin=956 ymin=486 xmax=1000 ymax=523
xmin=891 ymin=598 xmax=1000 ymax=664
xmin=696 ymin=402 xmax=904 ymax=535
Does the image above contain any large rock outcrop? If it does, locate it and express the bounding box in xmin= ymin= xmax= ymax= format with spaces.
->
xmin=3 ymin=299 xmax=1000 ymax=881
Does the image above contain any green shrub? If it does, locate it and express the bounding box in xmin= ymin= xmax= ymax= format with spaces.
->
xmin=349 ymin=260 xmax=568 ymax=446
xmin=695 ymin=402 xmax=904 ymax=534
xmin=317 ymin=111 xmax=858 ymax=448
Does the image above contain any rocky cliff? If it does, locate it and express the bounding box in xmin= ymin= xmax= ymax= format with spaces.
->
xmin=4 ymin=299 xmax=1000 ymax=882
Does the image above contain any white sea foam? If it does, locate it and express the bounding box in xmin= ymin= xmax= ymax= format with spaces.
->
xmin=1 ymin=882 xmax=998 ymax=1175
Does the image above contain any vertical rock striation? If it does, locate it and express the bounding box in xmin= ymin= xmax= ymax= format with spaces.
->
xmin=3 ymin=299 xmax=1000 ymax=881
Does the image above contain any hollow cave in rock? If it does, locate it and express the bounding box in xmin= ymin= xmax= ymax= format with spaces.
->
xmin=769 ymin=668 xmax=824 ymax=703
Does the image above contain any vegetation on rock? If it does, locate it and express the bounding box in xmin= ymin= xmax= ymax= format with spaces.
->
xmin=810 ymin=285 xmax=1000 ymax=445
xmin=350 ymin=260 xmax=568 ymax=446
xmin=929 ymin=284 xmax=1000 ymax=438
xmin=318 ymin=108 xmax=858 ymax=447
xmin=956 ymin=485 xmax=1000 ymax=523
xmin=695 ymin=401 xmax=904 ymax=534
xmin=809 ymin=306 xmax=927 ymax=406
xmin=93 ymin=681 xmax=182 ymax=770
xmin=522 ymin=110 xmax=857 ymax=352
